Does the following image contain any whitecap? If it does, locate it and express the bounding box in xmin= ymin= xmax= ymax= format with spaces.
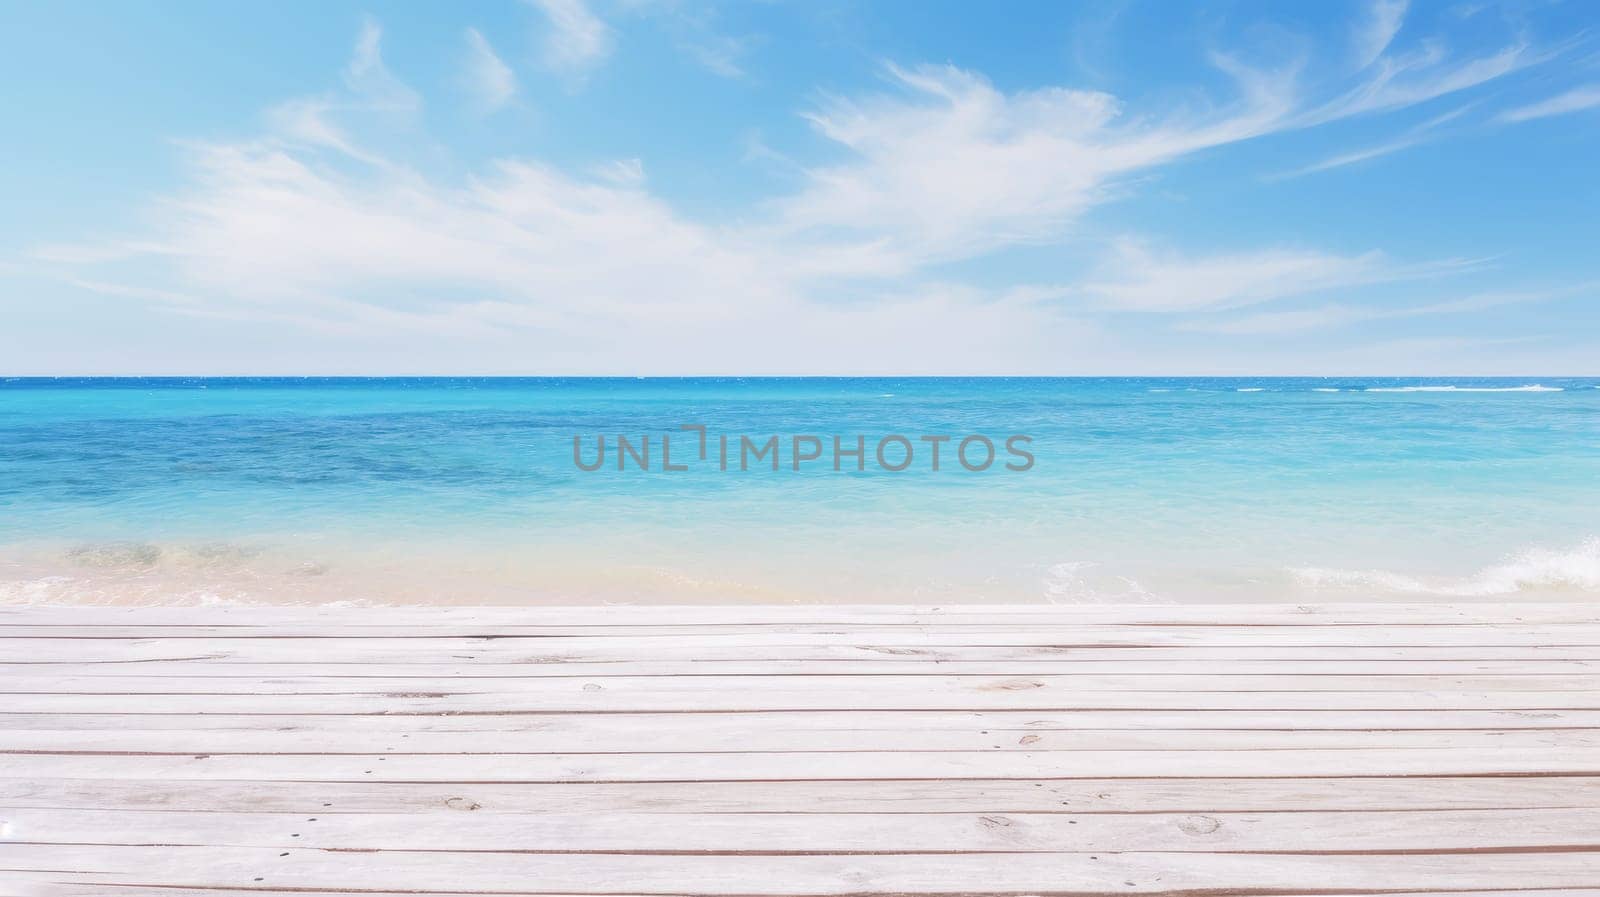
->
xmin=1236 ymin=387 xmax=1265 ymax=392
xmin=1291 ymin=537 xmax=1600 ymax=597
xmin=1365 ymin=385 xmax=1563 ymax=393
xmin=1311 ymin=387 xmax=1340 ymax=392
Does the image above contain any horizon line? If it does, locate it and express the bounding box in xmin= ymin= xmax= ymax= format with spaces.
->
xmin=5 ymin=374 xmax=1599 ymax=381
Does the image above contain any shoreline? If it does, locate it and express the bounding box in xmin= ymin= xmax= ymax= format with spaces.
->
xmin=6 ymin=534 xmax=1599 ymax=606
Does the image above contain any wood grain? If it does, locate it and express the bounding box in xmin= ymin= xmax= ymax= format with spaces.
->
xmin=2 ymin=603 xmax=1597 ymax=896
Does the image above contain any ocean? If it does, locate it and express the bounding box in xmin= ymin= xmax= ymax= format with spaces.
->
xmin=2 ymin=377 xmax=1597 ymax=606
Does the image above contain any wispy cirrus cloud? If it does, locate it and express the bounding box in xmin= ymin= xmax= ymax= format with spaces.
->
xmin=463 ymin=28 xmax=517 ymax=113
xmin=1270 ymin=103 xmax=1476 ymax=180
xmin=676 ymin=29 xmax=752 ymax=79
xmin=1499 ymin=84 xmax=1600 ymax=122
xmin=1302 ymin=40 xmax=1537 ymax=125
xmin=243 ymin=17 xmax=422 ymax=169
xmin=1270 ymin=8 xmax=1558 ymax=180
xmin=771 ymin=60 xmax=1296 ymax=276
xmin=777 ymin=7 xmax=1548 ymax=271
xmin=16 ymin=9 xmax=1579 ymax=373
xmin=1182 ymin=283 xmax=1597 ymax=335
xmin=1352 ymin=0 xmax=1408 ymax=70
xmin=344 ymin=18 xmax=421 ymax=113
xmin=526 ymin=0 xmax=612 ymax=77
xmin=648 ymin=3 xmax=756 ymax=79
xmin=1276 ymin=135 xmax=1426 ymax=179
xmin=1070 ymin=240 xmax=1479 ymax=314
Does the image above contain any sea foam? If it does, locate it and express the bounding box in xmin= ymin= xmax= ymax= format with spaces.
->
xmin=1042 ymin=561 xmax=1156 ymax=604
xmin=1365 ymin=385 xmax=1564 ymax=393
xmin=1291 ymin=537 xmax=1600 ymax=597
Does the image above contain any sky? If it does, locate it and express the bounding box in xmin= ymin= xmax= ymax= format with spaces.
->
xmin=1 ymin=0 xmax=1597 ymax=374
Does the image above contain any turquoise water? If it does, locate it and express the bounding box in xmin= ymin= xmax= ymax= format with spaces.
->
xmin=2 ymin=377 xmax=1598 ymax=605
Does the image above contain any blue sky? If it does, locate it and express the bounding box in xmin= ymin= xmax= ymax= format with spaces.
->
xmin=1 ymin=0 xmax=1597 ymax=374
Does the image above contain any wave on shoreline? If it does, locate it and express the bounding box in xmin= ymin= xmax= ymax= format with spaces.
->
xmin=1292 ymin=537 xmax=1600 ymax=597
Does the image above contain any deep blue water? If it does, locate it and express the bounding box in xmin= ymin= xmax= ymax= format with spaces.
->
xmin=2 ymin=377 xmax=1598 ymax=604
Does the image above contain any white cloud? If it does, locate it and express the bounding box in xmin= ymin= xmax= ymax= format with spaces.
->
xmin=592 ymin=158 xmax=645 ymax=185
xmin=1076 ymin=241 xmax=1394 ymax=313
xmin=659 ymin=6 xmax=754 ymax=79
xmin=145 ymin=145 xmax=771 ymax=323
xmin=771 ymin=61 xmax=1294 ymax=276
xmin=1499 ymin=84 xmax=1600 ymax=123
xmin=1303 ymin=41 xmax=1535 ymax=125
xmin=1277 ymin=135 xmax=1425 ymax=179
xmin=255 ymin=21 xmax=420 ymax=166
xmin=776 ymin=27 xmax=1537 ymax=273
xmin=19 ymin=10 xmax=1567 ymax=373
xmin=679 ymin=30 xmax=750 ymax=79
xmin=1182 ymin=283 xmax=1593 ymax=334
xmin=526 ymin=0 xmax=612 ymax=77
xmin=1182 ymin=305 xmax=1367 ymax=335
xmin=1270 ymin=103 xmax=1474 ymax=179
xmin=344 ymin=18 xmax=421 ymax=113
xmin=1353 ymin=0 xmax=1408 ymax=70
xmin=42 ymin=138 xmax=1093 ymax=372
xmin=463 ymin=28 xmax=517 ymax=113
xmin=606 ymin=1 xmax=756 ymax=79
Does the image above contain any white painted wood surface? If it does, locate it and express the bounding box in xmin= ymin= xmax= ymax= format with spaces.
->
xmin=2 ymin=603 xmax=1598 ymax=896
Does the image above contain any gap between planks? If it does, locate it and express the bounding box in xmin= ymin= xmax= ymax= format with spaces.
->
xmin=4 ymin=602 xmax=1600 ymax=896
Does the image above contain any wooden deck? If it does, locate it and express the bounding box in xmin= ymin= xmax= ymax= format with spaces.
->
xmin=3 ymin=602 xmax=1599 ymax=896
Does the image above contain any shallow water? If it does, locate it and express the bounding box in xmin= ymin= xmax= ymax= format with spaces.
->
xmin=2 ymin=377 xmax=1597 ymax=605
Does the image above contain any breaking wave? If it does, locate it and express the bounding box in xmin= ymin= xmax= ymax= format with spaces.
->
xmin=1042 ymin=561 xmax=1157 ymax=604
xmin=1291 ymin=538 xmax=1600 ymax=597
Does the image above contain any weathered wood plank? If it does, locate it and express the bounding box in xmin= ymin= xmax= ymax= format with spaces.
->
xmin=6 ymin=708 xmax=1595 ymax=731
xmin=18 ymin=887 xmax=1600 ymax=897
xmin=5 ymin=844 xmax=1600 ymax=893
xmin=3 ymin=603 xmax=1597 ymax=895
xmin=9 ymin=639 xmax=1600 ymax=664
xmin=6 ymin=746 xmax=1597 ymax=781
xmin=4 ymin=725 xmax=1594 ymax=755
xmin=20 ymin=890 xmax=1600 ymax=897
xmin=9 ymin=807 xmax=1599 ymax=853
xmin=10 ymin=672 xmax=1600 ymax=695
xmin=5 ymin=624 xmax=1600 ymax=650
xmin=4 ymin=687 xmax=1597 ymax=714
xmin=6 ymin=602 xmax=1596 ymax=625
xmin=5 ymin=658 xmax=1597 ymax=676
xmin=9 ymin=776 xmax=1598 ymax=814
xmin=13 ymin=621 xmax=1600 ymax=639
